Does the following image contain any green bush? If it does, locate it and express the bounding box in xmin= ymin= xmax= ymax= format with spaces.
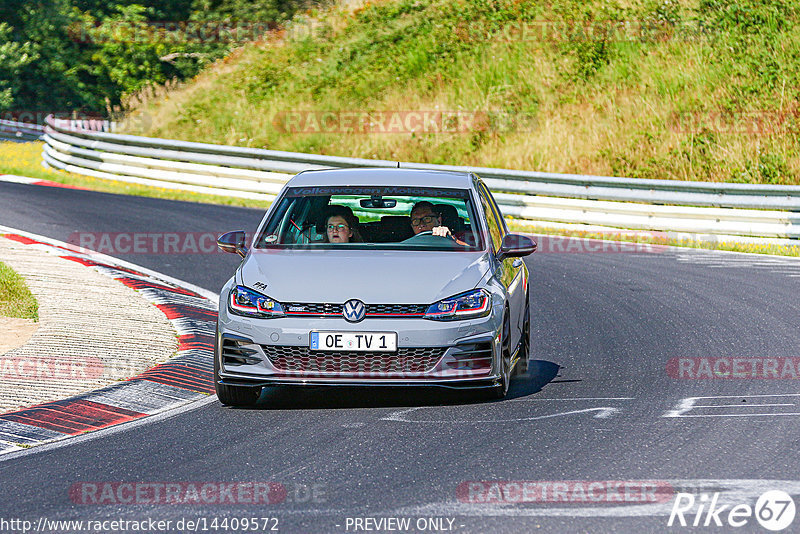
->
xmin=0 ymin=0 xmax=309 ymax=115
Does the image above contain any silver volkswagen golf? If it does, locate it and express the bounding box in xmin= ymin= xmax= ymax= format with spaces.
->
xmin=215 ymin=168 xmax=536 ymax=406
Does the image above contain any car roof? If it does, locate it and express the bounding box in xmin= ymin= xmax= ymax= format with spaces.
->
xmin=287 ymin=167 xmax=475 ymax=189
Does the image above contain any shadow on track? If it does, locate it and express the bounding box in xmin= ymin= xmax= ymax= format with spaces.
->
xmin=219 ymin=360 xmax=562 ymax=411
xmin=506 ymin=360 xmax=562 ymax=400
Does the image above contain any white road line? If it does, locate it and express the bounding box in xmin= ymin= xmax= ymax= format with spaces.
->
xmin=693 ymin=403 xmax=795 ymax=408
xmin=382 ymin=406 xmax=622 ymax=423
xmin=509 ymin=397 xmax=634 ymax=401
xmin=668 ymin=413 xmax=800 ymax=417
xmin=677 ymin=393 xmax=800 ymax=399
xmin=664 ymin=394 xmax=800 ymax=418
xmin=0 ymin=175 xmax=39 ymax=185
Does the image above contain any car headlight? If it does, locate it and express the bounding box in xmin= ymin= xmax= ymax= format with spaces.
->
xmin=228 ymin=285 xmax=285 ymax=318
xmin=424 ymin=289 xmax=491 ymax=321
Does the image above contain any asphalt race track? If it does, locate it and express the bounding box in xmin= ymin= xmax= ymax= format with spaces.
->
xmin=2 ymin=180 xmax=800 ymax=533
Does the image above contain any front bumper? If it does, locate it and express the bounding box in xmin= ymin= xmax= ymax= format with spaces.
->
xmin=216 ymin=310 xmax=503 ymax=389
xmin=218 ymin=375 xmax=501 ymax=390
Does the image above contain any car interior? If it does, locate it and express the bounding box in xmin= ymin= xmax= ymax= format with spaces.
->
xmin=257 ymin=193 xmax=479 ymax=248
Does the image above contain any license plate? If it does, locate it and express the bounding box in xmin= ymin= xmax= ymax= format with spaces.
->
xmin=310 ymin=331 xmax=397 ymax=352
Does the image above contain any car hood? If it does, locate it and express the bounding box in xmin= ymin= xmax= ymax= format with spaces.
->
xmin=238 ymin=249 xmax=491 ymax=304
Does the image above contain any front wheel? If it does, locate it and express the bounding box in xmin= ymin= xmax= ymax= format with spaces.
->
xmin=488 ymin=314 xmax=511 ymax=400
xmin=216 ymin=381 xmax=262 ymax=407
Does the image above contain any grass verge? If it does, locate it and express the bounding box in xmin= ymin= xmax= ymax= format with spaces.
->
xmin=507 ymin=222 xmax=800 ymax=257
xmin=0 ymin=141 xmax=272 ymax=209
xmin=0 ymin=261 xmax=39 ymax=320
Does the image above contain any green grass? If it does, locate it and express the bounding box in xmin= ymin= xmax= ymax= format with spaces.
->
xmin=507 ymin=222 xmax=800 ymax=257
xmin=122 ymin=0 xmax=800 ymax=184
xmin=0 ymin=261 xmax=38 ymax=320
xmin=0 ymin=141 xmax=273 ymax=209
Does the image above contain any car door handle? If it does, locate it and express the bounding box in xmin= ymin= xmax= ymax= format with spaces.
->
xmin=512 ymin=259 xmax=523 ymax=268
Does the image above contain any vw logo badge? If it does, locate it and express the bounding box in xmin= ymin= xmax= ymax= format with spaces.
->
xmin=343 ymin=299 xmax=366 ymax=323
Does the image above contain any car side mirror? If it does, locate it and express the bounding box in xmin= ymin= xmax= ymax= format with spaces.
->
xmin=497 ymin=234 xmax=536 ymax=261
xmin=217 ymin=231 xmax=248 ymax=258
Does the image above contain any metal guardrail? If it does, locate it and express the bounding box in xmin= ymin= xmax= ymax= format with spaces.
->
xmin=0 ymin=119 xmax=44 ymax=142
xmin=41 ymin=117 xmax=800 ymax=209
xmin=33 ymin=116 xmax=800 ymax=240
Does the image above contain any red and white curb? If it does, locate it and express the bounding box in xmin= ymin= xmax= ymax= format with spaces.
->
xmin=0 ymin=227 xmax=219 ymax=454
xmin=0 ymin=173 xmax=90 ymax=190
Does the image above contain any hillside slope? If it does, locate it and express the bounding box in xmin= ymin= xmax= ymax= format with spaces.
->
xmin=124 ymin=0 xmax=800 ymax=184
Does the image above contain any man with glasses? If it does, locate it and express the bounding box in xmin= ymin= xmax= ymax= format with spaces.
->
xmin=409 ymin=201 xmax=465 ymax=244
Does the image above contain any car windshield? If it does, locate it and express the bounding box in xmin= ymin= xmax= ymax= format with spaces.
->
xmin=254 ymin=185 xmax=484 ymax=251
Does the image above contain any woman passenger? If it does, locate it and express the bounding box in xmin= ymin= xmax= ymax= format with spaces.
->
xmin=323 ymin=205 xmax=362 ymax=243
xmin=326 ymin=214 xmax=353 ymax=243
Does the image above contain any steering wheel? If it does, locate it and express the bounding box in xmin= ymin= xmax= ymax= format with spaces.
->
xmin=402 ymin=230 xmax=462 ymax=248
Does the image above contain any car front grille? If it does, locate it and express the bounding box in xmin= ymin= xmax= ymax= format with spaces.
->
xmin=284 ymin=303 xmax=343 ymax=315
xmin=261 ymin=345 xmax=446 ymax=374
xmin=283 ymin=303 xmax=428 ymax=317
xmin=366 ymin=304 xmax=427 ymax=316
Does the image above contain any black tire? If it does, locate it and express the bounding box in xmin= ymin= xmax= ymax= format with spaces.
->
xmin=216 ymin=381 xmax=261 ymax=407
xmin=489 ymin=313 xmax=512 ymax=400
xmin=514 ymin=300 xmax=531 ymax=376
xmin=214 ymin=341 xmax=262 ymax=406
